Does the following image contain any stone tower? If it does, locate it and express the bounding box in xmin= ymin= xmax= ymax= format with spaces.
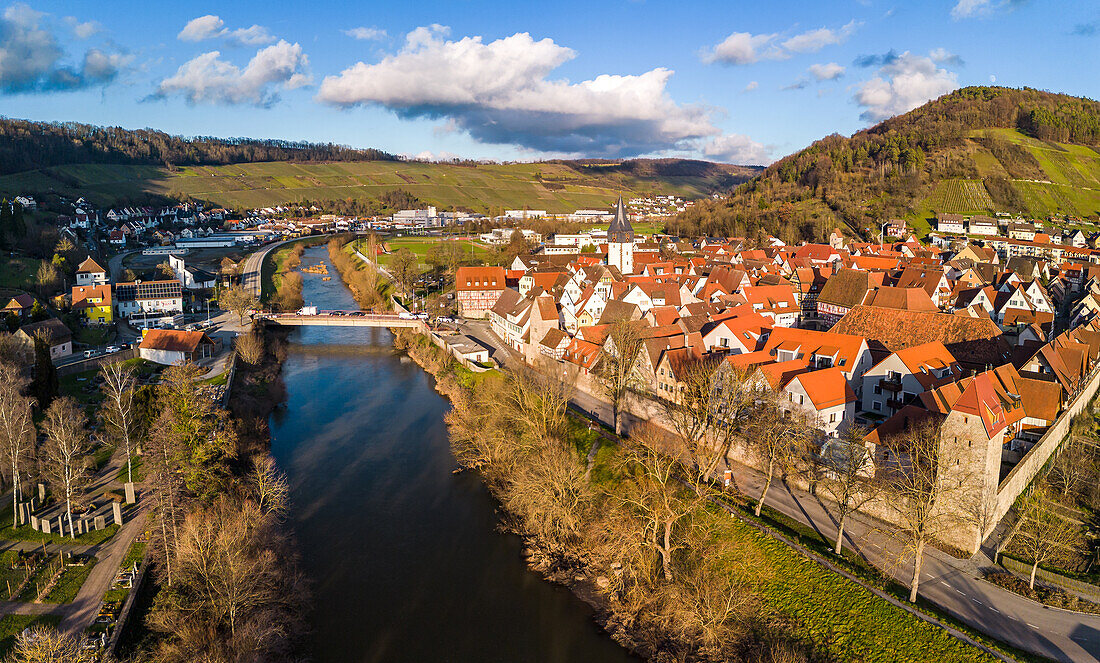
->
xmin=607 ymin=196 xmax=634 ymax=275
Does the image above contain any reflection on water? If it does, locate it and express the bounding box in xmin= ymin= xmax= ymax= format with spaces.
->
xmin=268 ymin=247 xmax=638 ymax=663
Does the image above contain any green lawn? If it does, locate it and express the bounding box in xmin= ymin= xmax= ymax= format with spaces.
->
xmin=0 ymin=521 xmax=119 ymax=546
xmin=368 ymin=237 xmax=492 ymax=270
xmin=0 ymin=615 xmax=61 ymax=658
xmin=0 ymin=256 xmax=38 ymax=291
xmin=42 ymin=557 xmax=97 ymax=603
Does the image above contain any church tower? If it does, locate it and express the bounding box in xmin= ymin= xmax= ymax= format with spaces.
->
xmin=607 ymin=196 xmax=634 ymax=275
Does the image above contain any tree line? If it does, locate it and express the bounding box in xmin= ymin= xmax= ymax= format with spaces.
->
xmin=0 ymin=118 xmax=396 ymax=176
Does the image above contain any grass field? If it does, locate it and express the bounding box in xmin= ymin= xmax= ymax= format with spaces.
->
xmin=0 ymin=614 xmax=61 ymax=657
xmin=912 ymin=129 xmax=1100 ymax=220
xmin=0 ymin=160 xmax=742 ymax=213
xmin=368 ymin=236 xmax=493 ymax=269
xmin=0 ymin=256 xmax=38 ymax=291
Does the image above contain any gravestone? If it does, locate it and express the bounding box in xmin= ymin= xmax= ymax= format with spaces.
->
xmin=29 ymin=515 xmax=38 ymax=531
xmin=94 ymin=515 xmax=105 ymax=531
xmin=75 ymin=520 xmax=84 ymax=535
xmin=37 ymin=483 xmax=45 ymax=501
xmin=112 ymin=502 xmax=123 ymax=526
xmin=17 ymin=502 xmax=27 ymax=525
xmin=57 ymin=516 xmax=65 ymax=536
xmin=40 ymin=518 xmax=50 ymax=534
xmin=124 ymin=483 xmax=136 ymax=505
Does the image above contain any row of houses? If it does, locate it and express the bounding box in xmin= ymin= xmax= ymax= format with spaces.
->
xmin=451 ymin=212 xmax=1100 ymax=550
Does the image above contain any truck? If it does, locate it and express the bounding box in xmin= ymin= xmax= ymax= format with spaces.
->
xmin=297 ymin=306 xmax=319 ymax=316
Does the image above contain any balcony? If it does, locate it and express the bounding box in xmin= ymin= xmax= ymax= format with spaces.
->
xmin=878 ymin=377 xmax=903 ymax=393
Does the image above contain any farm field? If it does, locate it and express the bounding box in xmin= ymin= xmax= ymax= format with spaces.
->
xmin=0 ymin=159 xmax=752 ymax=213
xmin=907 ymin=130 xmax=1100 ymax=227
xmin=356 ymin=236 xmax=493 ymax=270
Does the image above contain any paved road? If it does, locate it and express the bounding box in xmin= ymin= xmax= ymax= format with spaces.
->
xmin=457 ymin=321 xmax=1100 ymax=663
xmin=240 ymin=239 xmax=284 ymax=298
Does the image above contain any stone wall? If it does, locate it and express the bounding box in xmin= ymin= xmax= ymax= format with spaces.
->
xmin=993 ymin=365 xmax=1100 ymax=524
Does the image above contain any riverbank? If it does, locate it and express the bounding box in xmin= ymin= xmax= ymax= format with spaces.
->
xmin=388 ymin=327 xmax=1008 ymax=663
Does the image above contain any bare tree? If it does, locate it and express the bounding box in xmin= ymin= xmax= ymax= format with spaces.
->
xmin=661 ymin=359 xmax=758 ymax=483
xmin=744 ymin=397 xmax=813 ymax=517
xmin=879 ymin=418 xmax=966 ymax=602
xmin=596 ymin=319 xmax=645 ymax=436
xmin=35 ymin=260 xmax=60 ymax=297
xmin=100 ymin=360 xmax=138 ymax=484
xmin=389 ymin=248 xmax=419 ymax=298
xmin=503 ymin=361 xmax=572 ymax=443
xmin=615 ymin=422 xmax=705 ymax=582
xmin=220 ymin=286 xmax=258 ymax=325
xmin=818 ymin=426 xmax=879 ymax=555
xmin=249 ymin=455 xmax=289 ymax=518
xmin=1017 ymin=487 xmax=1082 ymax=589
xmin=236 ymin=331 xmax=265 ymax=366
xmin=42 ymin=397 xmax=91 ymax=539
xmin=0 ymin=361 xmax=33 ymax=528
xmin=157 ymin=261 xmax=176 ymax=279
xmin=7 ymin=626 xmax=82 ymax=663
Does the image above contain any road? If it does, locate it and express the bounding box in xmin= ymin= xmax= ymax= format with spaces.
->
xmin=453 ymin=320 xmax=1100 ymax=663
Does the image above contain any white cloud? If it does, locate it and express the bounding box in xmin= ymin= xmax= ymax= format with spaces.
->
xmin=63 ymin=16 xmax=100 ymax=39
xmin=344 ymin=26 xmax=386 ymax=41
xmin=178 ymin=15 xmax=224 ymax=41
xmin=153 ymin=40 xmax=310 ymax=106
xmin=951 ymin=0 xmax=992 ymax=18
xmin=854 ymin=51 xmax=958 ymax=122
xmin=407 ymin=150 xmax=461 ymax=161
xmin=990 ymin=74 xmax=997 ymax=83
xmin=704 ymin=20 xmax=860 ymax=65
xmin=929 ymin=47 xmax=963 ymax=65
xmin=177 ymin=14 xmax=274 ymax=46
xmin=318 ymin=27 xmax=729 ymax=157
xmin=0 ymin=3 xmax=124 ymax=92
xmin=781 ymin=20 xmax=861 ymax=54
xmin=701 ymin=31 xmax=780 ymax=65
xmin=702 ymin=134 xmax=771 ymax=165
xmin=951 ymin=0 xmax=1024 ymax=19
xmin=742 ymin=80 xmax=759 ymax=93
xmin=808 ymin=62 xmax=845 ymax=80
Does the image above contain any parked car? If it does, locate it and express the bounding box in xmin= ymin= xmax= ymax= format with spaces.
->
xmin=105 ymin=345 xmax=121 ymax=354
xmin=83 ymin=349 xmax=101 ymax=359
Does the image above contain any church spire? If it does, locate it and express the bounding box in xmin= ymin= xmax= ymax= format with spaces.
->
xmin=608 ymin=195 xmax=633 ymax=243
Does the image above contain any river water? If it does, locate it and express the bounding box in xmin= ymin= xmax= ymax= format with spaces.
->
xmin=268 ymin=247 xmax=638 ymax=663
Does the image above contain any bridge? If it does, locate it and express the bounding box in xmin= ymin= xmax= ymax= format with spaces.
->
xmin=256 ymin=311 xmax=425 ymax=328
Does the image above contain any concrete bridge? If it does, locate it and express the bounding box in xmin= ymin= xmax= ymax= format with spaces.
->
xmin=256 ymin=312 xmax=425 ymax=329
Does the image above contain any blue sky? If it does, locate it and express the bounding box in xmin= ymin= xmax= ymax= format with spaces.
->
xmin=0 ymin=0 xmax=1097 ymax=165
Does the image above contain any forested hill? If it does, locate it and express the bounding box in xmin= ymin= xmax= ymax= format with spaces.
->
xmin=0 ymin=118 xmax=397 ymax=175
xmin=669 ymin=87 xmax=1100 ymax=243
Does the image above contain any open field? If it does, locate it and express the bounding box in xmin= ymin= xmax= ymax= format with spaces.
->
xmin=0 ymin=160 xmax=749 ymax=213
xmin=910 ymin=129 xmax=1100 ymax=222
xmin=369 ymin=236 xmax=492 ymax=269
xmin=0 ymin=256 xmax=38 ymax=291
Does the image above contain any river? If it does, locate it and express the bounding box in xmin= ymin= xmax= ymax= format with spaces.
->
xmin=268 ymin=246 xmax=638 ymax=663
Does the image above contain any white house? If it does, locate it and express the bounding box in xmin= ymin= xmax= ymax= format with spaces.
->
xmin=139 ymin=329 xmax=215 ymax=365
xmin=781 ymin=367 xmax=856 ymax=437
xmin=860 ymin=341 xmax=962 ymax=417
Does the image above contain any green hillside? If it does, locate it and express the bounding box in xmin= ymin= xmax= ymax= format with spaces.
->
xmin=672 ymin=86 xmax=1100 ymax=241
xmin=0 ymin=158 xmax=756 ymax=214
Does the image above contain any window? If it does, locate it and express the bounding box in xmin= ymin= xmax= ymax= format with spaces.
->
xmin=830 ymin=413 xmax=837 ymax=423
xmin=873 ymin=385 xmax=882 ymax=395
xmin=799 ymin=395 xmax=804 ymax=405
xmin=872 ymin=401 xmax=881 ymax=411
